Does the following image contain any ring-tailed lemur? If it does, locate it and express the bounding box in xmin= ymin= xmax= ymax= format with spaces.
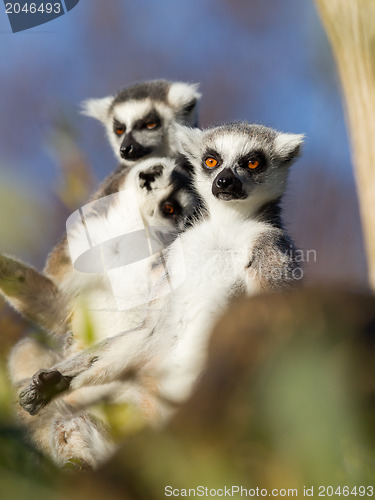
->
xmin=18 ymin=123 xmax=304 ymax=467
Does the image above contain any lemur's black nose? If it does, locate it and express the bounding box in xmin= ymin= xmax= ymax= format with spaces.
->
xmin=216 ymin=175 xmax=233 ymax=189
xmin=121 ymin=144 xmax=133 ymax=156
xmin=212 ymin=168 xmax=245 ymax=200
xmin=120 ymin=134 xmax=152 ymax=161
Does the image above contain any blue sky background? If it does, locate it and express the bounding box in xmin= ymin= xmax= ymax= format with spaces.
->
xmin=0 ymin=0 xmax=368 ymax=287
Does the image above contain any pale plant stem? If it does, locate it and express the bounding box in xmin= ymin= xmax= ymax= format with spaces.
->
xmin=315 ymin=0 xmax=375 ymax=291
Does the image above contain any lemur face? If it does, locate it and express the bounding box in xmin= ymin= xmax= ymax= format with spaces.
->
xmin=82 ymin=80 xmax=201 ymax=165
xmin=176 ymin=123 xmax=303 ymax=211
xmin=132 ymin=157 xmax=198 ymax=234
xmin=111 ymin=100 xmax=175 ymax=163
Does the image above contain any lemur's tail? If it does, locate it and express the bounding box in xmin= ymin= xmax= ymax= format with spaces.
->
xmin=0 ymin=253 xmax=70 ymax=336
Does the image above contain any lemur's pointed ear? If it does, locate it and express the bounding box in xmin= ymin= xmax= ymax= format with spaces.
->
xmin=174 ymin=124 xmax=204 ymax=162
xmin=168 ymin=83 xmax=201 ymax=125
xmin=275 ymin=133 xmax=304 ymax=163
xmin=81 ymin=96 xmax=114 ymax=123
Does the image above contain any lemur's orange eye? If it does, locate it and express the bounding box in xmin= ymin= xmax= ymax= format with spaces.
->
xmin=115 ymin=127 xmax=125 ymax=136
xmin=146 ymin=122 xmax=157 ymax=130
xmin=162 ymin=203 xmax=175 ymax=215
xmin=248 ymin=160 xmax=259 ymax=169
xmin=205 ymin=157 xmax=218 ymax=168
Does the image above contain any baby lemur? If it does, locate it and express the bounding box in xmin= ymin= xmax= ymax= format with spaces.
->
xmin=17 ymin=122 xmax=304 ymax=467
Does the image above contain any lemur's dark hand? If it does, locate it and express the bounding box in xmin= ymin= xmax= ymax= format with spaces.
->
xmin=19 ymin=369 xmax=72 ymax=415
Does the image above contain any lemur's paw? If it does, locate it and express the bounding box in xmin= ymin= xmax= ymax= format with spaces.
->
xmin=19 ymin=369 xmax=72 ymax=415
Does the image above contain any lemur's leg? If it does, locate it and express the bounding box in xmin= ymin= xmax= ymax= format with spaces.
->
xmin=9 ymin=338 xmax=114 ymax=468
xmin=50 ymin=411 xmax=114 ymax=469
xmin=246 ymin=230 xmax=303 ymax=293
xmin=64 ymin=378 xmax=177 ymax=428
xmin=19 ymin=327 xmax=150 ymax=415
xmin=0 ymin=253 xmax=70 ymax=336
xmin=19 ymin=396 xmax=114 ymax=469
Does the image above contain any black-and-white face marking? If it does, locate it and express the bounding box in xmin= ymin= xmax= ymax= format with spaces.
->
xmin=112 ymin=107 xmax=163 ymax=161
xmin=133 ymin=157 xmax=198 ymax=234
xmin=203 ymin=147 xmax=269 ymax=200
xmin=110 ymin=100 xmax=167 ymax=163
xmin=82 ymin=80 xmax=201 ymax=166
xmin=176 ymin=122 xmax=303 ymax=213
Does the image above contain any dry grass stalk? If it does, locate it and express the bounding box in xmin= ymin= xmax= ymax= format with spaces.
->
xmin=315 ymin=0 xmax=375 ymax=291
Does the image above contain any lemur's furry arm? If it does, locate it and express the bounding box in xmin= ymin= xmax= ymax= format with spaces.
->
xmin=19 ymin=326 xmax=151 ymax=415
xmin=248 ymin=229 xmax=302 ymax=292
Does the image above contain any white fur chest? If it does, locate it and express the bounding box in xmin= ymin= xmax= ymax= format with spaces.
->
xmin=151 ymin=214 xmax=269 ymax=402
xmin=168 ymin=214 xmax=268 ymax=302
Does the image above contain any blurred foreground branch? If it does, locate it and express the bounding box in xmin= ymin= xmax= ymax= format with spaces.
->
xmin=315 ymin=0 xmax=375 ymax=291
xmin=2 ymin=288 xmax=375 ymax=499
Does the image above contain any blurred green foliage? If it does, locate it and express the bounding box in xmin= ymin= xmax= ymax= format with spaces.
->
xmin=0 ymin=172 xmax=55 ymax=260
